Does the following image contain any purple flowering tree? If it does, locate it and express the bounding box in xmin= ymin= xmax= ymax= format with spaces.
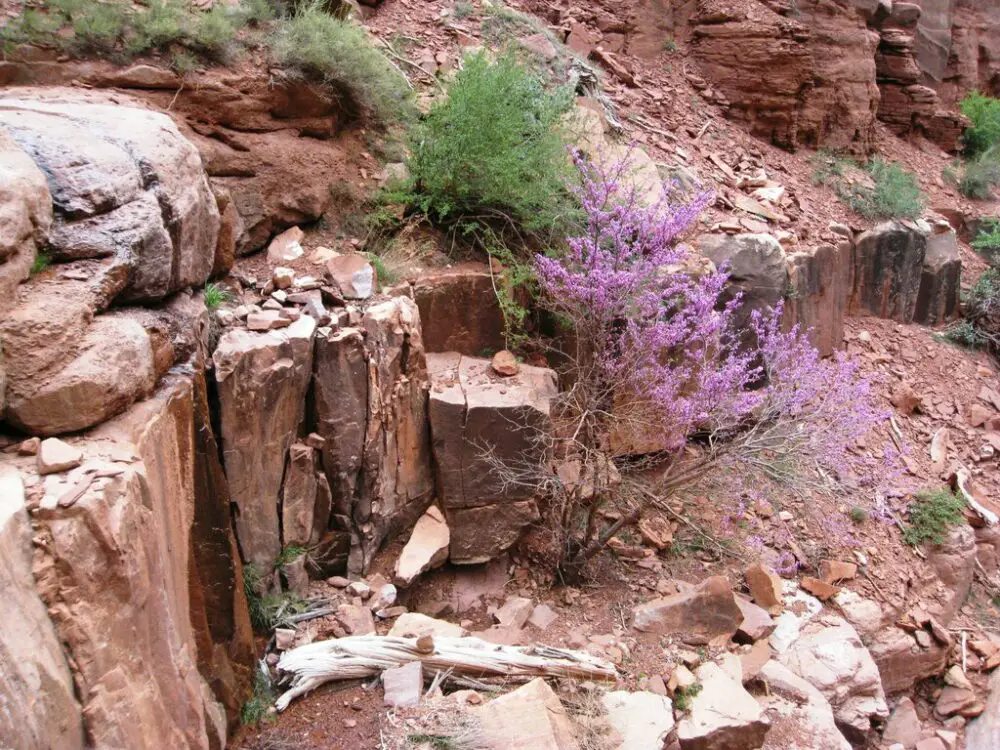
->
xmin=483 ymin=153 xmax=885 ymax=578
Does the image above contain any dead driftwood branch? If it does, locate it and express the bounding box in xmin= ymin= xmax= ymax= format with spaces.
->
xmin=274 ymin=634 xmax=617 ymax=711
xmin=954 ymin=469 xmax=999 ymax=525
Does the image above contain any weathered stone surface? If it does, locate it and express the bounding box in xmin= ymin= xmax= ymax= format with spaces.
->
xmin=602 ymin=690 xmax=674 ymax=750
xmin=735 ymin=596 xmax=777 ymax=643
xmin=326 ymin=254 xmax=375 ymax=300
xmin=409 ymin=267 xmax=505 ymax=354
xmin=778 ymin=616 xmax=888 ymax=743
xmin=699 ymin=233 xmax=788 ymax=350
xmin=494 ymin=597 xmax=534 ymax=629
xmin=27 ymin=370 xmax=251 ymax=750
xmin=746 ymin=563 xmax=784 ymax=613
xmin=924 ymin=524 xmax=977 ymax=624
xmin=214 ymin=316 xmax=316 ymax=571
xmin=850 ymin=222 xmax=928 ymax=323
xmin=690 ymin=1 xmax=879 ymax=152
xmin=0 ymin=94 xmax=219 ymax=302
xmin=883 ymin=696 xmax=922 ymax=748
xmin=281 ymin=443 xmax=319 ymax=547
xmin=0 ymin=129 xmax=51 ymax=309
xmin=0 ymin=468 xmax=85 ymax=750
xmin=428 ymin=352 xmax=556 ymax=563
xmin=633 ymin=576 xmax=743 ymax=642
xmin=759 ymin=659 xmax=851 ymax=750
xmin=476 ymin=678 xmax=579 ymax=750
xmin=267 ymin=225 xmax=304 ymax=264
xmin=36 ymin=437 xmax=83 ymax=475
xmin=677 ymin=660 xmax=770 ymax=750
xmin=869 ymin=627 xmax=949 ymax=695
xmin=784 ymin=243 xmax=849 ymax=356
xmin=383 ymin=661 xmax=422 ymax=708
xmin=314 ymin=296 xmax=433 ymax=574
xmin=967 ymin=666 xmax=1000 ymax=750
xmin=914 ymin=229 xmax=961 ymax=325
xmin=394 ymin=505 xmax=449 ymax=587
xmin=6 ymin=313 xmax=156 ymax=435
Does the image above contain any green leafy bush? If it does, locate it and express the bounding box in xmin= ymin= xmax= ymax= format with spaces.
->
xmin=961 ymin=91 xmax=1000 ymax=156
xmin=404 ymin=50 xmax=575 ymax=243
xmin=269 ymin=4 xmax=411 ymax=125
xmin=973 ymin=220 xmax=1000 ymax=256
xmin=847 ymin=159 xmax=925 ymax=220
xmin=960 ymin=147 xmax=1000 ymax=200
xmin=902 ymin=488 xmax=967 ymax=546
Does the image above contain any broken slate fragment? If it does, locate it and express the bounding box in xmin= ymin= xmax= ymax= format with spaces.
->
xmin=37 ymin=438 xmax=83 ymax=475
xmin=393 ymin=505 xmax=450 ymax=587
xmin=383 ymin=661 xmax=422 ymax=708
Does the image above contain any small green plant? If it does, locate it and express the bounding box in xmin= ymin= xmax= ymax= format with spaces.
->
xmin=973 ymin=220 xmax=1000 ymax=257
xmin=943 ymin=318 xmax=990 ymax=349
xmin=453 ymin=1 xmax=474 ymax=19
xmin=243 ymin=562 xmax=308 ymax=632
xmin=203 ymin=282 xmax=233 ymax=310
xmin=959 ymin=147 xmax=1000 ymax=200
xmin=365 ymin=252 xmax=400 ymax=287
xmin=961 ymin=91 xmax=1000 ymax=156
xmin=71 ymin=1 xmax=129 ymax=53
xmin=269 ymin=3 xmax=412 ymax=125
xmin=902 ymin=488 xmax=967 ymax=546
xmin=662 ymin=38 xmax=678 ymax=53
xmin=30 ymin=251 xmax=51 ymax=275
xmin=848 ymin=505 xmax=867 ymax=524
xmin=673 ymin=682 xmax=703 ymax=712
xmin=170 ymin=49 xmax=199 ymax=76
xmin=275 ymin=543 xmax=306 ymax=567
xmin=403 ymin=50 xmax=576 ymax=248
xmin=240 ymin=668 xmax=275 ymax=726
xmin=941 ymin=164 xmax=959 ymax=186
xmin=485 ymin=238 xmax=536 ymax=349
xmin=480 ymin=2 xmax=536 ymax=43
xmin=848 ymin=159 xmax=925 ymax=220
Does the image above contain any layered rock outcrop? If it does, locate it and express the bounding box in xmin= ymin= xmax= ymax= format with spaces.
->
xmin=690 ymin=0 xmax=879 ymax=152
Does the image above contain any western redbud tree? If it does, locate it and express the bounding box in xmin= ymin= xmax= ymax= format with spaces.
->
xmin=483 ymin=153 xmax=885 ymax=578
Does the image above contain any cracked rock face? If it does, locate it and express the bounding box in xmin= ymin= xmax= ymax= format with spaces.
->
xmin=427 ymin=352 xmax=557 ymax=564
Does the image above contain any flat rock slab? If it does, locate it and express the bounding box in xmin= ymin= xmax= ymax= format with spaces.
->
xmin=383 ymin=660 xmax=422 ymax=708
xmin=388 ymin=612 xmax=465 ymax=639
xmin=37 ymin=438 xmax=83 ymax=475
xmin=602 ymin=690 xmax=675 ymax=750
xmin=393 ymin=505 xmax=450 ymax=587
xmin=476 ymin=678 xmax=579 ymax=750
xmin=677 ymin=661 xmax=770 ymax=750
xmin=633 ymin=576 xmax=743 ymax=642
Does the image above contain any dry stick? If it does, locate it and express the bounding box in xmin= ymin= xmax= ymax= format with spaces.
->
xmin=377 ymin=40 xmax=446 ymax=93
xmin=636 ymin=485 xmax=745 ymax=561
xmin=859 ymin=567 xmax=889 ymax=604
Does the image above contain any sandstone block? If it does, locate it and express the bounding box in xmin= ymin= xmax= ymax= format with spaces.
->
xmin=393 ymin=505 xmax=450 ymax=587
xmin=633 ymin=576 xmax=743 ymax=641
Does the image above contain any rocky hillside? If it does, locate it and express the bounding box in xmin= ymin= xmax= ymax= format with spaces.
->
xmin=1 ymin=1 xmax=1000 ymax=750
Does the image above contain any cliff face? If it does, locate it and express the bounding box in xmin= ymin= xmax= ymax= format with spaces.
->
xmin=916 ymin=0 xmax=1000 ymax=106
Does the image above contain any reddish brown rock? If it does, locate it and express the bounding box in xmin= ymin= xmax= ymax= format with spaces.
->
xmin=746 ymin=563 xmax=784 ymax=612
xmin=819 ymin=560 xmax=858 ymax=584
xmin=783 ymin=243 xmax=849 ymax=357
xmin=801 ymin=576 xmax=840 ymax=600
xmin=850 ymin=222 xmax=928 ymax=323
xmin=428 ymin=352 xmax=556 ymax=564
xmin=735 ymin=596 xmax=777 ymax=643
xmin=408 ymin=267 xmax=505 ymax=355
xmin=393 ymin=505 xmax=450 ymax=587
xmin=491 ymin=350 xmax=520 ymax=377
xmin=633 ymin=576 xmax=743 ymax=642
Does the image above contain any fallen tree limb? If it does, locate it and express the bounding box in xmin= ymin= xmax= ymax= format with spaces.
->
xmin=274 ymin=635 xmax=617 ymax=711
xmin=954 ymin=469 xmax=999 ymax=525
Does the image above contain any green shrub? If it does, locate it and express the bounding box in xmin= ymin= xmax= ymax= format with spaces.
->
xmin=30 ymin=251 xmax=51 ymax=275
xmin=203 ymin=282 xmax=234 ymax=310
xmin=240 ymin=669 xmax=275 ymax=726
xmin=960 ymin=148 xmax=1000 ymax=200
xmin=847 ymin=159 xmax=925 ymax=220
xmin=190 ymin=4 xmax=240 ymax=59
xmin=269 ymin=4 xmax=411 ymax=125
xmin=125 ymin=0 xmax=187 ymax=55
xmin=973 ymin=220 xmax=1000 ymax=256
xmin=961 ymin=91 xmax=1000 ymax=156
xmin=404 ymin=50 xmax=575 ymax=244
xmin=243 ymin=563 xmax=308 ymax=632
xmin=902 ymin=488 xmax=966 ymax=546
xmin=71 ymin=1 xmax=129 ymax=53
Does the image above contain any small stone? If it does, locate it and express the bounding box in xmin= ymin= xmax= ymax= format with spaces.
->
xmin=17 ymin=438 xmax=40 ymax=456
xmin=369 ymin=583 xmax=397 ymax=612
xmin=494 ymin=597 xmax=534 ymax=629
xmin=274 ymin=628 xmax=296 ymax=651
xmin=935 ymin=687 xmax=978 ymax=718
xmin=819 ymin=559 xmax=858 ymax=583
xmin=638 ymin=516 xmax=675 ymax=549
xmin=268 ymin=226 xmax=304 ymax=263
xmin=883 ymin=697 xmax=922 ymax=748
xmin=327 ymin=576 xmax=350 ymax=588
xmin=778 ymin=510 xmax=794 ymax=522
xmin=490 ymin=350 xmax=519 ymax=377
xmin=745 ymin=563 xmax=784 ymax=612
xmin=347 ymin=581 xmax=371 ymax=599
xmin=394 ymin=506 xmax=450 ymax=587
xmin=915 ymin=629 xmax=933 ymax=648
xmin=272 ymin=267 xmax=295 ymax=290
xmin=376 ymin=605 xmax=408 ymax=619
xmin=800 ymin=576 xmax=840 ymax=600
xmin=37 ymin=438 xmax=83 ymax=475
xmin=527 ymin=603 xmax=558 ymax=630
xmin=343 ymin=719 xmax=357 ymax=729
xmin=734 ymin=596 xmax=777 ymax=643
xmin=382 ymin=661 xmax=422 ymax=708
xmin=944 ymin=665 xmax=973 ymax=691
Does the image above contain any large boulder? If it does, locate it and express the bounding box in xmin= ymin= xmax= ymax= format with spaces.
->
xmin=777 ymin=615 xmax=889 ymax=743
xmin=214 ymin=316 xmax=316 ymax=571
xmin=18 ymin=367 xmax=252 ymax=750
xmin=475 ymin=678 xmax=579 ymax=750
xmin=0 ymin=129 xmax=51 ymax=311
xmin=914 ymin=227 xmax=961 ymax=325
xmin=314 ymin=296 xmax=434 ymax=574
xmin=850 ymin=221 xmax=928 ymax=322
xmin=783 ymin=242 xmax=849 ymax=357
xmin=0 ymin=469 xmax=85 ymax=750
xmin=677 ymin=659 xmax=771 ymax=750
xmin=0 ymin=93 xmax=220 ymax=302
xmin=427 ymin=352 xmax=557 ymax=563
xmin=759 ymin=660 xmax=851 ymax=750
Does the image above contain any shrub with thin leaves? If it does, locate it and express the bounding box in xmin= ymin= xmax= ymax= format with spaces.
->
xmin=902 ymin=488 xmax=966 ymax=546
xmin=847 ymin=159 xmax=925 ymax=220
xmin=404 ymin=50 xmax=576 ymax=244
xmin=959 ymin=147 xmax=1000 ymax=200
xmin=961 ymin=91 xmax=1000 ymax=156
xmin=973 ymin=220 xmax=1000 ymax=257
xmin=269 ymin=4 xmax=411 ymax=125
